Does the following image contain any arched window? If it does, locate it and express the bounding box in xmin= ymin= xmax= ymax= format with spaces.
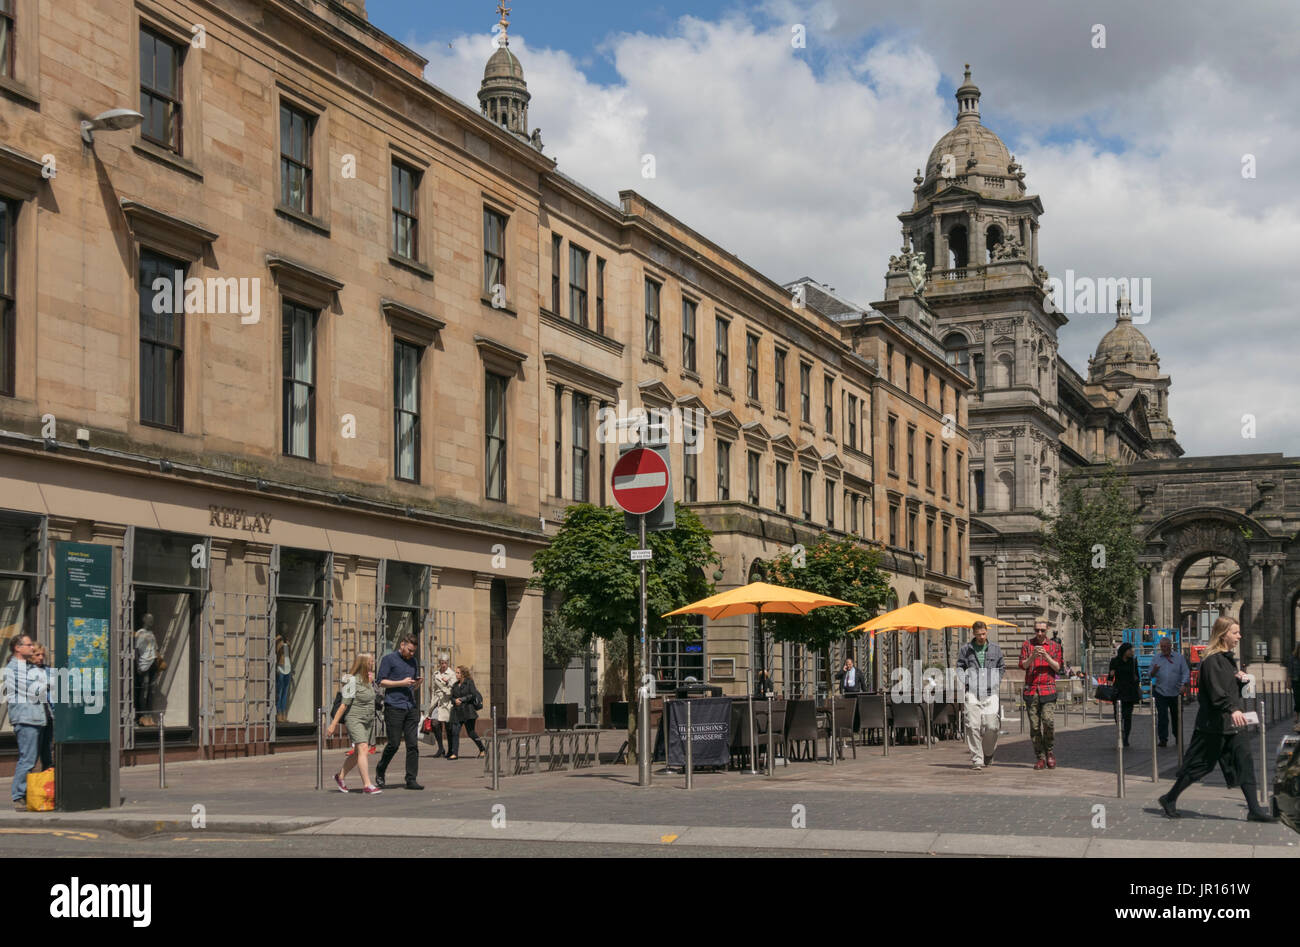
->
xmin=994 ymin=352 xmax=1014 ymax=388
xmin=985 ymin=224 xmax=1003 ymax=261
xmin=943 ymin=332 xmax=970 ymax=378
xmin=995 ymin=470 xmax=1016 ymax=510
xmin=948 ymin=225 xmax=968 ymax=269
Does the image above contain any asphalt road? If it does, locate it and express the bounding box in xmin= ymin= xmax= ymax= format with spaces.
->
xmin=0 ymin=829 xmax=921 ymax=858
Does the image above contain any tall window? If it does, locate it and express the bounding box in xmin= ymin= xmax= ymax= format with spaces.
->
xmin=745 ymin=333 xmax=759 ymax=399
xmin=973 ymin=469 xmax=985 ymax=512
xmin=569 ymin=245 xmax=589 ymax=326
xmin=0 ymin=0 xmax=13 ymax=80
xmin=553 ymin=386 xmax=563 ymax=496
xmin=906 ymin=425 xmax=916 ymax=481
xmin=801 ymin=470 xmax=812 ymax=521
xmin=281 ymin=301 xmax=317 ymax=458
xmin=483 ymin=209 xmax=506 ymax=297
xmin=889 ymin=502 xmax=899 ymax=545
xmin=926 ymin=516 xmax=935 ymax=567
xmin=941 ymin=444 xmax=950 ymax=496
xmin=847 ymin=394 xmax=858 ymax=450
xmin=551 ymin=235 xmax=562 ymax=314
xmin=391 ymin=161 xmax=419 ymax=260
xmin=775 ymin=461 xmax=787 ymax=513
xmin=715 ymin=316 xmax=729 ymax=386
xmin=925 ymin=434 xmax=933 ymax=489
xmin=943 ymin=523 xmax=951 ymax=575
xmin=747 ymin=451 xmax=760 ymax=505
xmin=595 ymin=258 xmax=606 ymax=334
xmin=394 ymin=341 xmax=421 ymax=482
xmin=799 ymin=362 xmax=811 ymax=423
xmin=139 ymin=250 xmax=186 ymax=430
xmin=923 ymin=367 xmax=931 ymax=405
xmin=0 ymin=199 xmax=14 ymax=398
xmin=908 ymin=509 xmax=917 ymax=552
xmin=885 ymin=343 xmax=894 ymax=383
xmin=887 ymin=416 xmax=897 ymax=471
xmin=683 ymin=449 xmax=698 ymax=502
xmin=140 ymin=28 xmax=183 ymax=154
xmin=485 ymin=372 xmax=508 ymax=501
xmin=957 ymin=526 xmax=965 ymax=579
xmin=277 ymin=104 xmax=316 ymax=214
xmin=644 ymin=278 xmax=661 ymax=356
xmin=824 ymin=375 xmax=834 ymax=431
xmin=904 ymin=355 xmax=913 ymax=395
xmin=956 ymin=452 xmax=964 ymax=503
xmin=825 ymin=479 xmax=835 ymax=528
xmin=716 ymin=440 xmax=730 ymax=501
xmin=774 ymin=349 xmax=787 ymax=412
xmin=681 ymin=299 xmax=696 ymax=372
xmin=572 ymin=393 xmax=590 ymax=501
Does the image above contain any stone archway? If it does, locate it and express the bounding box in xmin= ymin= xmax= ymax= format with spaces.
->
xmin=1144 ymin=509 xmax=1272 ymax=657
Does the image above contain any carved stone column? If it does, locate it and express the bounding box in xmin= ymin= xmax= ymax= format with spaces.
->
xmin=967 ymin=212 xmax=979 ymax=267
xmin=932 ymin=215 xmax=944 ymax=271
xmin=1030 ymin=220 xmax=1039 ymax=266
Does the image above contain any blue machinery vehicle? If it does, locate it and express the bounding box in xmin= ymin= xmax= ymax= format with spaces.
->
xmin=1120 ymin=627 xmax=1182 ymax=700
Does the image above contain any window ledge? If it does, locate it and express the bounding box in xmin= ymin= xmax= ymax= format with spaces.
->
xmin=276 ymin=204 xmax=330 ymax=237
xmin=0 ymin=75 xmax=39 ymax=109
xmin=680 ymin=368 xmax=701 ymax=384
xmin=132 ymin=140 xmax=203 ymax=181
xmin=481 ymin=296 xmax=518 ymax=317
xmin=389 ymin=254 xmax=434 ymax=281
xmin=745 ymin=397 xmax=763 ymax=411
xmin=714 ymin=384 xmax=734 ymax=400
xmin=643 ymin=352 xmax=666 ymax=369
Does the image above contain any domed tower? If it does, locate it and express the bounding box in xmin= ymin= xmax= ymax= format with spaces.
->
xmin=478 ymin=3 xmax=541 ymax=149
xmin=1087 ymin=293 xmax=1182 ymax=457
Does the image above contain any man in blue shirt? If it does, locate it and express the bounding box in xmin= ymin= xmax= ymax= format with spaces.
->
xmin=1150 ymin=636 xmax=1190 ymax=747
xmin=375 ymin=634 xmax=424 ymax=789
xmin=3 ymin=634 xmax=46 ymax=811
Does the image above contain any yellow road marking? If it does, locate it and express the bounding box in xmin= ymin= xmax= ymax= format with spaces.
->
xmin=660 ymin=834 xmax=678 ymax=844
xmin=169 ymin=836 xmax=275 ymax=843
xmin=0 ymin=828 xmax=99 ymax=840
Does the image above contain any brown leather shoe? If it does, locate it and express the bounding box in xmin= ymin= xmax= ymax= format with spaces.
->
xmin=1034 ymin=758 xmax=1047 ymax=770
xmin=1046 ymin=752 xmax=1057 ymax=769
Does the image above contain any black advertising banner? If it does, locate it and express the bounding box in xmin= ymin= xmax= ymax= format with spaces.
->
xmin=665 ymin=697 xmax=731 ymax=767
xmin=53 ymin=542 xmax=113 ymax=743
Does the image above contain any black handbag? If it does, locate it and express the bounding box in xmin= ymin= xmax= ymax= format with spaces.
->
xmin=1095 ymin=683 xmax=1116 ymax=702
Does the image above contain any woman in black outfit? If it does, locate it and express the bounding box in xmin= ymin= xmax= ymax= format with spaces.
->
xmin=1108 ymin=643 xmax=1142 ymax=747
xmin=1158 ymin=616 xmax=1278 ymax=822
xmin=446 ymin=665 xmax=487 ymax=760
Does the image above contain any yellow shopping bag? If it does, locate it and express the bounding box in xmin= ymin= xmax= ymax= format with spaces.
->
xmin=26 ymin=768 xmax=54 ymax=812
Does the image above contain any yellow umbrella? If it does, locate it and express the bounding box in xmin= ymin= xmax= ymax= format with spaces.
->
xmin=935 ymin=607 xmax=1017 ymax=629
xmin=849 ymin=602 xmax=955 ymax=636
xmin=663 ymin=581 xmax=854 ymax=620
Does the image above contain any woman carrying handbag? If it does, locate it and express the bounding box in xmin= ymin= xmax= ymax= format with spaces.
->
xmin=446 ymin=665 xmax=487 ymax=760
xmin=424 ymin=655 xmax=455 ymax=757
xmin=1108 ymin=642 xmax=1142 ymax=747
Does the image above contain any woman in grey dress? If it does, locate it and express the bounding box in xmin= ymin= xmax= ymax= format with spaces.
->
xmin=327 ymin=653 xmax=381 ymax=794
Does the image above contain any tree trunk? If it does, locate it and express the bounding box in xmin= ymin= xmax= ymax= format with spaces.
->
xmin=624 ymin=628 xmax=639 ymax=764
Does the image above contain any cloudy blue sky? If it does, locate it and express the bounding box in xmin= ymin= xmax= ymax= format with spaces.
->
xmin=370 ymin=0 xmax=1299 ymax=459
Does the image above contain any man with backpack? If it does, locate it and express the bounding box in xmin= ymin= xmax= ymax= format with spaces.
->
xmin=374 ymin=634 xmax=424 ymax=790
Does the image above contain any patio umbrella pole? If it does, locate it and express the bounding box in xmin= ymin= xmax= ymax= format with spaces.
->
xmin=748 ymin=607 xmax=758 ymax=775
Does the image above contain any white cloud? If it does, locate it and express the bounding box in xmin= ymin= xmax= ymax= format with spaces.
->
xmin=414 ymin=6 xmax=1300 ymax=457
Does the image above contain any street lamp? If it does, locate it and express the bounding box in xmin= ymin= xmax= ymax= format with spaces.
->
xmin=80 ymin=108 xmax=145 ymax=145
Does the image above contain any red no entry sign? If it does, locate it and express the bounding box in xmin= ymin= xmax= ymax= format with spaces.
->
xmin=611 ymin=448 xmax=669 ymax=515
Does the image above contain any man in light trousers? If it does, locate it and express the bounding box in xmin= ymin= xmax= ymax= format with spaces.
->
xmin=957 ymin=622 xmax=1005 ymax=772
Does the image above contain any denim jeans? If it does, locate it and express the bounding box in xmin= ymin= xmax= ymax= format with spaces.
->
xmin=276 ymin=672 xmax=291 ymax=715
xmin=11 ymin=723 xmax=40 ymax=803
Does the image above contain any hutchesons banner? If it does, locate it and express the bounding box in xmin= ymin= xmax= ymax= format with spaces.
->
xmin=665 ymin=697 xmax=732 ymax=767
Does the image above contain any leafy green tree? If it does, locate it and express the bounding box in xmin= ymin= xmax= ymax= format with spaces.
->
xmin=764 ymin=534 xmax=894 ymax=651
xmin=531 ymin=502 xmax=719 ymax=762
xmin=1031 ymin=465 xmax=1143 ymax=650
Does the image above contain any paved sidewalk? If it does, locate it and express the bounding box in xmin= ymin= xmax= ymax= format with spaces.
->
xmin=2 ymin=714 xmax=1294 ymax=857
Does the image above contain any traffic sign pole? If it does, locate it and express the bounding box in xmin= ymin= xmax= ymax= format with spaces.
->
xmin=638 ymin=513 xmax=651 ymax=787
